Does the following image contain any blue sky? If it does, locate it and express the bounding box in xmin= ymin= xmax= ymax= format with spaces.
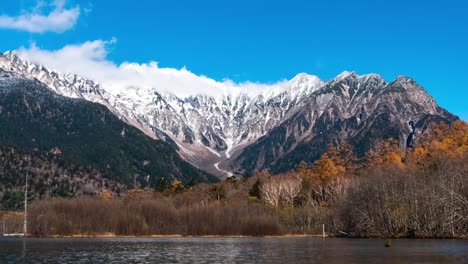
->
xmin=0 ymin=0 xmax=467 ymax=119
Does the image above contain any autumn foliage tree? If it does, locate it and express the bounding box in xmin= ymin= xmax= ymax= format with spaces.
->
xmin=364 ymin=138 xmax=404 ymax=168
xmin=17 ymin=122 xmax=468 ymax=238
xmin=407 ymin=121 xmax=468 ymax=235
xmin=341 ymin=121 xmax=468 ymax=237
xmin=419 ymin=121 xmax=468 ymax=157
xmin=297 ymin=142 xmax=356 ymax=206
xmin=100 ymin=189 xmax=112 ymax=200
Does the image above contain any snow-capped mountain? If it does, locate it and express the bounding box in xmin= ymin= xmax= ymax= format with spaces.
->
xmin=234 ymin=71 xmax=457 ymax=174
xmin=0 ymin=52 xmax=326 ymax=176
xmin=0 ymin=52 xmax=457 ymax=177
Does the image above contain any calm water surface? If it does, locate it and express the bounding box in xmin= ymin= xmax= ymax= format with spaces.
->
xmin=0 ymin=237 xmax=467 ymax=263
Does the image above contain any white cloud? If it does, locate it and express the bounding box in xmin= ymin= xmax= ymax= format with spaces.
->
xmin=0 ymin=0 xmax=80 ymax=33
xmin=15 ymin=40 xmax=289 ymax=97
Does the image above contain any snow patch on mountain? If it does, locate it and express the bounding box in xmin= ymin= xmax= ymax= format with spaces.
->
xmin=214 ymin=162 xmax=233 ymax=177
xmin=3 ymin=51 xmax=420 ymax=178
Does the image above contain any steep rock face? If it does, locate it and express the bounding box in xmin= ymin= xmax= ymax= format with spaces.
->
xmin=0 ymin=53 xmax=458 ymax=177
xmin=0 ymin=52 xmax=327 ymax=176
xmin=234 ymin=72 xmax=457 ymax=174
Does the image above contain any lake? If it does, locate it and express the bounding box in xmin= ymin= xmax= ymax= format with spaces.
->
xmin=0 ymin=237 xmax=467 ymax=263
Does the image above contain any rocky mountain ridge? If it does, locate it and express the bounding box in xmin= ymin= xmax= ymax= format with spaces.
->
xmin=0 ymin=67 xmax=216 ymax=188
xmin=0 ymin=52 xmax=457 ymax=177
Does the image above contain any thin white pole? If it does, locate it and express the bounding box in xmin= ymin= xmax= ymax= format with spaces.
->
xmin=322 ymin=224 xmax=325 ymax=238
xmin=23 ymin=170 xmax=28 ymax=237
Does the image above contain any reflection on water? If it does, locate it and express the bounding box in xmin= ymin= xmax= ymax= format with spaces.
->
xmin=21 ymin=238 xmax=26 ymax=259
xmin=1 ymin=237 xmax=467 ymax=263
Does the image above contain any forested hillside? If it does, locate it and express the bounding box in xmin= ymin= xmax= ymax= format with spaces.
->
xmin=10 ymin=121 xmax=466 ymax=238
xmin=0 ymin=70 xmax=217 ymax=198
xmin=0 ymin=146 xmax=126 ymax=210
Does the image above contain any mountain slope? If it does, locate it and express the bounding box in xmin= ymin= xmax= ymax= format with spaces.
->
xmin=0 ymin=69 xmax=217 ymax=187
xmin=0 ymin=52 xmax=458 ymax=177
xmin=0 ymin=145 xmax=127 ymax=210
xmin=0 ymin=52 xmax=328 ymax=177
xmin=234 ymin=72 xmax=458 ymax=173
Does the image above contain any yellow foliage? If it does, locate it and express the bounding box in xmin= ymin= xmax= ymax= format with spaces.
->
xmin=365 ymin=138 xmax=404 ymax=168
xmin=297 ymin=141 xmax=356 ymax=182
xmin=407 ymin=121 xmax=468 ymax=166
xmin=100 ymin=189 xmax=112 ymax=200
xmin=311 ymin=154 xmax=345 ymax=182
xmin=170 ymin=180 xmax=185 ymax=193
xmin=124 ymin=188 xmax=154 ymax=203
xmin=422 ymin=121 xmax=468 ymax=158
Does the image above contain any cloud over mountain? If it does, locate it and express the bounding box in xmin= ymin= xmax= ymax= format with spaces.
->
xmin=15 ymin=39 xmax=289 ymax=97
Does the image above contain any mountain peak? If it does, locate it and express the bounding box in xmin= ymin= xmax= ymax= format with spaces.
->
xmin=335 ymin=71 xmax=357 ymax=80
xmin=360 ymin=73 xmax=383 ymax=80
xmin=390 ymin=75 xmax=430 ymax=95
xmin=290 ymin=72 xmax=321 ymax=82
xmin=0 ymin=53 xmax=456 ymax=178
xmin=394 ymin=75 xmax=416 ymax=84
xmin=288 ymin=72 xmax=324 ymax=93
xmin=1 ymin=51 xmax=18 ymax=61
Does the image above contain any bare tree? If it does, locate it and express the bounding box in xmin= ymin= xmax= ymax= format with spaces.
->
xmin=280 ymin=173 xmax=302 ymax=206
xmin=260 ymin=177 xmax=282 ymax=207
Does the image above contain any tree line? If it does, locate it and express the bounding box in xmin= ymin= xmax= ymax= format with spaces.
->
xmin=1 ymin=121 xmax=467 ymax=238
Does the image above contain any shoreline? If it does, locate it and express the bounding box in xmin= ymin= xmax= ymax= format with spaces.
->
xmin=5 ymin=233 xmax=466 ymax=239
xmin=42 ymin=234 xmax=326 ymax=239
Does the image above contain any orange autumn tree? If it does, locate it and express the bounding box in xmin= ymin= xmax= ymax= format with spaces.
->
xmin=169 ymin=180 xmax=186 ymax=194
xmin=297 ymin=142 xmax=357 ymax=180
xmin=365 ymin=138 xmax=404 ymax=168
xmin=100 ymin=189 xmax=113 ymax=200
xmin=299 ymin=142 xmax=356 ymax=206
xmin=429 ymin=121 xmax=468 ymax=156
xmin=311 ymin=142 xmax=357 ymax=181
xmin=328 ymin=141 xmax=358 ymax=173
xmin=409 ymin=121 xmax=468 ymax=165
xmin=311 ymin=152 xmax=345 ymax=182
xmin=296 ymin=161 xmax=310 ymax=178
